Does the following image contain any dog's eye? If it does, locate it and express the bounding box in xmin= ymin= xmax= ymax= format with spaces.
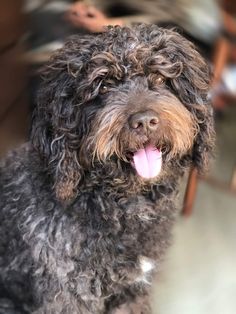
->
xmin=156 ymin=75 xmax=166 ymax=85
xmin=99 ymin=84 xmax=109 ymax=95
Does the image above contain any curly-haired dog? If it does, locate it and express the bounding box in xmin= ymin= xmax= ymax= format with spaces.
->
xmin=0 ymin=24 xmax=214 ymax=314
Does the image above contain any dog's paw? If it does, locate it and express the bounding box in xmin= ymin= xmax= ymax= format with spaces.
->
xmin=110 ymin=301 xmax=151 ymax=314
xmin=109 ymin=303 xmax=132 ymax=314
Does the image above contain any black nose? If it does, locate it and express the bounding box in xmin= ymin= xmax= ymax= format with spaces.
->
xmin=129 ymin=110 xmax=159 ymax=132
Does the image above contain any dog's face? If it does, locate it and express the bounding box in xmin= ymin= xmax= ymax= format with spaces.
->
xmin=32 ymin=25 xmax=214 ymax=200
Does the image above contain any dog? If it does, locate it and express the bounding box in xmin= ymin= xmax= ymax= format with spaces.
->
xmin=0 ymin=24 xmax=214 ymax=314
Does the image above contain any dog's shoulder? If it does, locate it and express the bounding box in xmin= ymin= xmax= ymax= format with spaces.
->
xmin=0 ymin=143 xmax=45 ymax=210
xmin=0 ymin=143 xmax=35 ymax=185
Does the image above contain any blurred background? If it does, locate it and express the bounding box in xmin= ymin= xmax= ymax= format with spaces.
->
xmin=0 ymin=0 xmax=235 ymax=313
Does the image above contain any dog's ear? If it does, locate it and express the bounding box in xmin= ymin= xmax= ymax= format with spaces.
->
xmin=163 ymin=29 xmax=215 ymax=173
xmin=144 ymin=26 xmax=215 ymax=172
xmin=190 ymin=101 xmax=215 ymax=173
xmin=31 ymin=35 xmax=94 ymax=202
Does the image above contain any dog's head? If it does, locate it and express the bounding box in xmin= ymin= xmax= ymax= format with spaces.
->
xmin=32 ymin=24 xmax=214 ymax=201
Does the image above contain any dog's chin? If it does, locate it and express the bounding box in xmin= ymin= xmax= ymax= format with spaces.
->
xmin=126 ymin=144 xmax=162 ymax=180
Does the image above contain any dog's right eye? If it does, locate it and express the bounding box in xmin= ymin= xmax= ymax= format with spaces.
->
xmin=99 ymin=84 xmax=109 ymax=95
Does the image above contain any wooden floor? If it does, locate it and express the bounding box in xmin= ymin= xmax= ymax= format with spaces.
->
xmin=152 ymin=107 xmax=236 ymax=314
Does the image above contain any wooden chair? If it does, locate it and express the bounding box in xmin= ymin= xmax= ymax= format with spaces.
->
xmin=0 ymin=0 xmax=29 ymax=156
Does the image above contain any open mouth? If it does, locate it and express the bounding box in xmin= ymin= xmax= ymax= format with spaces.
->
xmin=126 ymin=144 xmax=162 ymax=179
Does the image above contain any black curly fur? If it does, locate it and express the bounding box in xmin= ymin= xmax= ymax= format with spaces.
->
xmin=0 ymin=24 xmax=214 ymax=314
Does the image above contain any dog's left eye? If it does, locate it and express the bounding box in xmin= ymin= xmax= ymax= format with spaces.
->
xmin=156 ymin=75 xmax=166 ymax=85
xmin=99 ymin=84 xmax=109 ymax=95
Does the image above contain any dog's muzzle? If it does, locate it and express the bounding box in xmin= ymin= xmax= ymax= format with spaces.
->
xmin=128 ymin=110 xmax=162 ymax=179
xmin=128 ymin=110 xmax=159 ymax=133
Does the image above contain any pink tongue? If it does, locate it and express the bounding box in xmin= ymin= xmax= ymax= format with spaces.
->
xmin=133 ymin=144 xmax=162 ymax=179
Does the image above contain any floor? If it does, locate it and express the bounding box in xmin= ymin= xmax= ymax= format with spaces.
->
xmin=152 ymin=107 xmax=236 ymax=314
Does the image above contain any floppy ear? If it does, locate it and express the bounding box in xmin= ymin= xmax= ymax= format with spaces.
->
xmin=191 ymin=100 xmax=215 ymax=173
xmin=166 ymin=30 xmax=215 ymax=173
xmin=31 ymin=35 xmax=95 ymax=201
xmin=142 ymin=25 xmax=215 ymax=172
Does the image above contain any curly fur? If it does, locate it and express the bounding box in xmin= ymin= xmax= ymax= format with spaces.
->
xmin=0 ymin=24 xmax=214 ymax=314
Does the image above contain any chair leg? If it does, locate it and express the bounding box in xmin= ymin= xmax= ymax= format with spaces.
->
xmin=212 ymin=37 xmax=230 ymax=85
xmin=212 ymin=37 xmax=231 ymax=110
xmin=182 ymin=167 xmax=198 ymax=216
xmin=230 ymin=165 xmax=236 ymax=191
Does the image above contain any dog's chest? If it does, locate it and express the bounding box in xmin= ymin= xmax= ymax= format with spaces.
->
xmin=27 ymin=192 xmax=165 ymax=300
xmin=135 ymin=256 xmax=156 ymax=285
xmin=71 ymin=205 xmax=159 ymax=293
